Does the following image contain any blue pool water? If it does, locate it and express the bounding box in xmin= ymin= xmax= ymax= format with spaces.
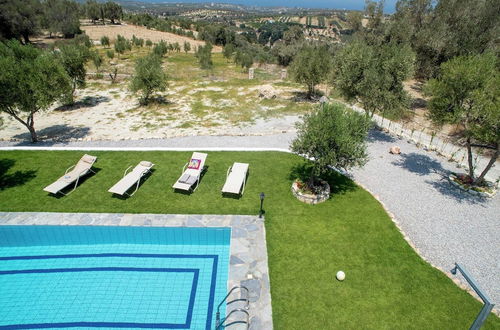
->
xmin=0 ymin=226 xmax=231 ymax=330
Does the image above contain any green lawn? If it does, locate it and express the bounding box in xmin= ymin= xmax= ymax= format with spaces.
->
xmin=0 ymin=150 xmax=498 ymax=329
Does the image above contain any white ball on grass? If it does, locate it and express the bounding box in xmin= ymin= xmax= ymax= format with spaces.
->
xmin=336 ymin=271 xmax=345 ymax=281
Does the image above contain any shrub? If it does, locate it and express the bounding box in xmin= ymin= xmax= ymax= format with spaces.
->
xmin=129 ymin=53 xmax=168 ymax=105
xmin=106 ymin=49 xmax=114 ymax=59
xmin=100 ymin=36 xmax=110 ymax=47
xmin=153 ymin=40 xmax=168 ymax=57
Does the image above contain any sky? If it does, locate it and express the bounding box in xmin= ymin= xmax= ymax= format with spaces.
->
xmin=139 ymin=0 xmax=399 ymax=13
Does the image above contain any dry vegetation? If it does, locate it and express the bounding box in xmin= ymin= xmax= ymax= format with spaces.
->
xmin=81 ymin=23 xmax=221 ymax=52
xmin=0 ymin=46 xmax=313 ymax=142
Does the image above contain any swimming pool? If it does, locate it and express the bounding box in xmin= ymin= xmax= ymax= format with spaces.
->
xmin=0 ymin=225 xmax=230 ymax=330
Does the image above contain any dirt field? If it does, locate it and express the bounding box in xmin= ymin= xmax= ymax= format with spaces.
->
xmin=0 ymin=52 xmax=310 ymax=142
xmin=81 ymin=23 xmax=222 ymax=52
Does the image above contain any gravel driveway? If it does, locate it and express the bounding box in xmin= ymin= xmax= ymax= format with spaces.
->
xmin=1 ymin=129 xmax=499 ymax=308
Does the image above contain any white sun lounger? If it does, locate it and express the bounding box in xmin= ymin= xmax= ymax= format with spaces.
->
xmin=108 ymin=161 xmax=154 ymax=196
xmin=222 ymin=162 xmax=249 ymax=195
xmin=172 ymin=152 xmax=207 ymax=192
xmin=43 ymin=154 xmax=97 ymax=195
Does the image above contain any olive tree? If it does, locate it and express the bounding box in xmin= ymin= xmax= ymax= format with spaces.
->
xmin=195 ymin=43 xmax=213 ymax=70
xmin=153 ymin=40 xmax=168 ymax=57
xmin=100 ymin=35 xmax=110 ymax=47
xmin=289 ymin=44 xmax=332 ymax=99
xmin=334 ymin=40 xmax=415 ymax=118
xmin=425 ymin=53 xmax=499 ymax=184
xmin=183 ymin=41 xmax=191 ymax=53
xmin=57 ymin=43 xmax=91 ymax=104
xmin=291 ymin=102 xmax=371 ymax=187
xmin=0 ymin=0 xmax=42 ymax=43
xmin=129 ymin=54 xmax=168 ymax=105
xmin=0 ymin=41 xmax=71 ymax=142
xmin=103 ymin=1 xmax=122 ymax=24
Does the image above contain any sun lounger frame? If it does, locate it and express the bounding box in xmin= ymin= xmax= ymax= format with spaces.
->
xmin=62 ymin=166 xmax=95 ymax=195
xmin=113 ymin=164 xmax=153 ymax=197
xmin=43 ymin=155 xmax=97 ymax=196
xmin=172 ymin=152 xmax=207 ymax=192
xmin=222 ymin=162 xmax=249 ymax=196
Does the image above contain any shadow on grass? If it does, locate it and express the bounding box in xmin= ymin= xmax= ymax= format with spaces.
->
xmin=391 ymin=152 xmax=447 ymax=176
xmin=141 ymin=96 xmax=174 ymax=106
xmin=0 ymin=159 xmax=37 ymax=190
xmin=13 ymin=124 xmax=91 ymax=143
xmin=289 ymin=91 xmax=324 ymax=103
xmin=54 ymin=96 xmax=110 ymax=112
xmin=111 ymin=169 xmax=156 ymax=200
xmin=289 ymin=161 xmax=357 ymax=196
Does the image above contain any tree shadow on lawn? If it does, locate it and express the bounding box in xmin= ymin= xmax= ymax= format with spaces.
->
xmin=111 ymin=169 xmax=156 ymax=200
xmin=54 ymin=96 xmax=111 ymax=112
xmin=0 ymin=159 xmax=37 ymax=190
xmin=13 ymin=124 xmax=91 ymax=143
xmin=391 ymin=152 xmax=447 ymax=177
xmin=289 ymin=161 xmax=357 ymax=196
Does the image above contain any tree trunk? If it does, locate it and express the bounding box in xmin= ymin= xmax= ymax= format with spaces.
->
xmin=474 ymin=145 xmax=499 ymax=184
xmin=22 ymin=33 xmax=30 ymax=44
xmin=8 ymin=110 xmax=38 ymax=143
xmin=466 ymin=137 xmax=474 ymax=180
xmin=307 ymin=84 xmax=314 ymax=99
xmin=26 ymin=113 xmax=38 ymax=143
xmin=27 ymin=125 xmax=38 ymax=143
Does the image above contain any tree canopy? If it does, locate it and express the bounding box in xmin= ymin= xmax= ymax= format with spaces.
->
xmin=291 ymin=102 xmax=371 ymax=184
xmin=43 ymin=0 xmax=81 ymax=38
xmin=425 ymin=53 xmax=499 ymax=184
xmin=57 ymin=42 xmax=91 ymax=104
xmin=195 ymin=43 xmax=213 ymax=70
xmin=0 ymin=0 xmax=43 ymax=43
xmin=334 ymin=40 xmax=415 ymax=118
xmin=129 ymin=53 xmax=168 ymax=105
xmin=0 ymin=40 xmax=71 ymax=142
xmin=289 ymin=44 xmax=332 ymax=98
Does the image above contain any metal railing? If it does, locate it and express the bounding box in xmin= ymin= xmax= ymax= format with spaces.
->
xmin=215 ymin=286 xmax=250 ymax=329
xmin=451 ymin=263 xmax=495 ymax=329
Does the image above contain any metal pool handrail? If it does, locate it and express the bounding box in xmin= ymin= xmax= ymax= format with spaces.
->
xmin=216 ymin=308 xmax=250 ymax=330
xmin=215 ymin=286 xmax=250 ymax=329
xmin=451 ymin=263 xmax=495 ymax=329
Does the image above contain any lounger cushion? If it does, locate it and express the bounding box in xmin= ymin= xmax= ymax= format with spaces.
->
xmin=139 ymin=161 xmax=153 ymax=167
xmin=81 ymin=154 xmax=96 ymax=164
xmin=178 ymin=174 xmax=197 ymax=185
xmin=179 ymin=173 xmax=191 ymax=183
xmin=185 ymin=175 xmax=198 ymax=185
xmin=187 ymin=159 xmax=201 ymax=170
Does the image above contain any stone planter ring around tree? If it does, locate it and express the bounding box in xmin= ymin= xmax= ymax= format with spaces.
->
xmin=291 ymin=179 xmax=330 ymax=204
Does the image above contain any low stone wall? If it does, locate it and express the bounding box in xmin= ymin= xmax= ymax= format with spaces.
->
xmin=291 ymin=181 xmax=330 ymax=204
xmin=448 ymin=174 xmax=497 ymax=198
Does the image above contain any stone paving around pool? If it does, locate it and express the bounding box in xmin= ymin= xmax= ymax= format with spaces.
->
xmin=0 ymin=212 xmax=273 ymax=330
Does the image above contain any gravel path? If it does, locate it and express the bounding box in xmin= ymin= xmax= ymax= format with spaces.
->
xmin=1 ymin=130 xmax=498 ymax=308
